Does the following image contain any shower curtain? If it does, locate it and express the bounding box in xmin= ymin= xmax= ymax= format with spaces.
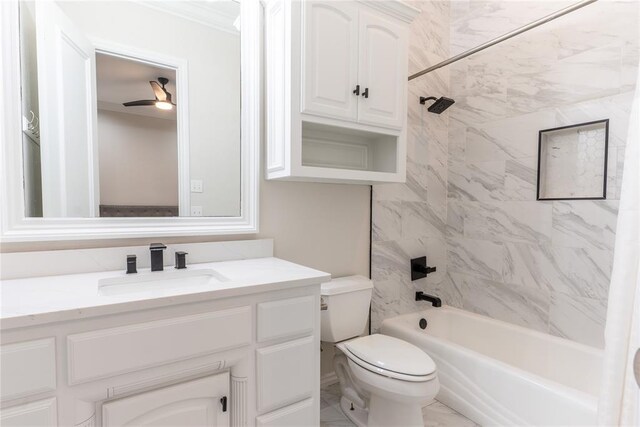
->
xmin=597 ymin=71 xmax=640 ymax=425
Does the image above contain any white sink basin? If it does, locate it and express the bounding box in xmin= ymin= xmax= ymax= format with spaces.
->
xmin=98 ymin=269 xmax=228 ymax=296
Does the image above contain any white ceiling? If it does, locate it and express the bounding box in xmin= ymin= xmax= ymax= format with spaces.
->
xmin=96 ymin=53 xmax=177 ymax=120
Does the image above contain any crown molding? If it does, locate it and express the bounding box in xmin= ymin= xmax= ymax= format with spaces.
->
xmin=135 ymin=1 xmax=240 ymax=36
xmin=359 ymin=0 xmax=421 ymax=23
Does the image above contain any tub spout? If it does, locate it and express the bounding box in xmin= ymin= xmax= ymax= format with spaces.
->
xmin=416 ymin=291 xmax=441 ymax=307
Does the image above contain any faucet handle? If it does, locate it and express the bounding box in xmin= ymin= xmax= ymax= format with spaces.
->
xmin=126 ymin=254 xmax=137 ymax=274
xmin=410 ymin=256 xmax=437 ymax=280
xmin=175 ymin=251 xmax=188 ymax=269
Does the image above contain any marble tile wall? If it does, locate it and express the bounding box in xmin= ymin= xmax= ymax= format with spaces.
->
xmin=371 ymin=1 xmax=452 ymax=331
xmin=371 ymin=0 xmax=638 ymax=348
xmin=445 ymin=0 xmax=639 ymax=348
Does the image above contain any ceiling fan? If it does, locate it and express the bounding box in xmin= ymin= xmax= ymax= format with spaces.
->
xmin=123 ymin=77 xmax=176 ymax=110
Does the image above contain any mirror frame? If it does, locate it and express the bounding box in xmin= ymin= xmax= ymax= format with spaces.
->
xmin=0 ymin=0 xmax=260 ymax=242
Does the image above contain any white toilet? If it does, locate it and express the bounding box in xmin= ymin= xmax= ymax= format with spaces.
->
xmin=321 ymin=276 xmax=439 ymax=427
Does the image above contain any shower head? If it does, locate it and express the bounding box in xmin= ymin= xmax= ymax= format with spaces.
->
xmin=419 ymin=96 xmax=455 ymax=114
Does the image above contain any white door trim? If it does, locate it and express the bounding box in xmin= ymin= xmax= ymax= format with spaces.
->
xmin=92 ymin=40 xmax=191 ymax=217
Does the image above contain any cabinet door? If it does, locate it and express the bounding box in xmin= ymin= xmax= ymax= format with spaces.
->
xmin=302 ymin=1 xmax=359 ymax=121
xmin=102 ymin=373 xmax=229 ymax=426
xmin=357 ymin=10 xmax=407 ymax=129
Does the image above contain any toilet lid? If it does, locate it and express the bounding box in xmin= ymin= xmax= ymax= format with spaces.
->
xmin=343 ymin=334 xmax=436 ymax=377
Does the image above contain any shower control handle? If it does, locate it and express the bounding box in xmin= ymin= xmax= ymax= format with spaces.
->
xmin=353 ymin=85 xmax=360 ymax=96
xmin=362 ymin=87 xmax=369 ymax=98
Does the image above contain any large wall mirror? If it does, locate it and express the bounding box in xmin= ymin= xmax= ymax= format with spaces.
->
xmin=0 ymin=0 xmax=260 ymax=241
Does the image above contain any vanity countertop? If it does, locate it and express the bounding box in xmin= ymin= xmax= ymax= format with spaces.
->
xmin=0 ymin=257 xmax=330 ymax=330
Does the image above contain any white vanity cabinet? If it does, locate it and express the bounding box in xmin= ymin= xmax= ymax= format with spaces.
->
xmin=0 ymin=263 xmax=326 ymax=427
xmin=266 ymin=0 xmax=419 ymax=184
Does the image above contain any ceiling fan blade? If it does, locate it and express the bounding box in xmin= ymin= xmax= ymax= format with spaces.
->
xmin=123 ymin=100 xmax=156 ymax=107
xmin=150 ymin=81 xmax=167 ymax=101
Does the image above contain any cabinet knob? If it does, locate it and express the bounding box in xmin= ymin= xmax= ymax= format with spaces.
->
xmin=352 ymin=85 xmax=360 ymax=96
xmin=220 ymin=396 xmax=228 ymax=412
xmin=362 ymin=87 xmax=369 ymax=98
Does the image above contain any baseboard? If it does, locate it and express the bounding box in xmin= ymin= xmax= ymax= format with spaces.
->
xmin=320 ymin=371 xmax=338 ymax=388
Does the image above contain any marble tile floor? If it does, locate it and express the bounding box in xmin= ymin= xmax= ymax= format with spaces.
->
xmin=320 ymin=383 xmax=479 ymax=427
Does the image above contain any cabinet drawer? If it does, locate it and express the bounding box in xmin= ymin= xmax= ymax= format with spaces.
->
xmin=257 ymin=296 xmax=315 ymax=342
xmin=0 ymin=338 xmax=56 ymax=401
xmin=256 ymin=399 xmax=315 ymax=426
xmin=256 ymin=336 xmax=315 ymax=413
xmin=67 ymin=306 xmax=251 ymax=384
xmin=0 ymin=398 xmax=57 ymax=426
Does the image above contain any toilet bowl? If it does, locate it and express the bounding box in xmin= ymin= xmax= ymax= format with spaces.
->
xmin=321 ymin=276 xmax=439 ymax=426
xmin=334 ymin=334 xmax=439 ymax=427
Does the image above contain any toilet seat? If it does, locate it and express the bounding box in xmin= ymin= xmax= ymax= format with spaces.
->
xmin=338 ymin=334 xmax=436 ymax=382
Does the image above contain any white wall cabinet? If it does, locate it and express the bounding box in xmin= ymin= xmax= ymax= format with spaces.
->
xmin=0 ymin=287 xmax=321 ymax=427
xmin=302 ymin=1 xmax=359 ymax=121
xmin=266 ymin=0 xmax=419 ymax=184
xmin=356 ymin=9 xmax=407 ymax=129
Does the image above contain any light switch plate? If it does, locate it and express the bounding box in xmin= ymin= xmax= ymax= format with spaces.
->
xmin=190 ymin=180 xmax=203 ymax=193
xmin=191 ymin=206 xmax=203 ymax=216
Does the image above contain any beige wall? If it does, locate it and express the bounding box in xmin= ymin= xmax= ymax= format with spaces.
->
xmin=259 ymin=180 xmax=370 ymax=278
xmin=97 ymin=110 xmax=178 ymax=207
xmin=0 ymin=177 xmax=371 ymax=279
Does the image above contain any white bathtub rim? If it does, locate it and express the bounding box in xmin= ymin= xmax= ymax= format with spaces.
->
xmin=380 ymin=307 xmax=600 ymax=405
xmin=391 ymin=305 xmax=602 ymax=356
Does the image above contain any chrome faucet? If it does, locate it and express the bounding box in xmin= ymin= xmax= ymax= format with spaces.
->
xmin=150 ymin=243 xmax=166 ymax=272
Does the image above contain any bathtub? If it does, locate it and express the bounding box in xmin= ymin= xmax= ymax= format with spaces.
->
xmin=380 ymin=306 xmax=603 ymax=426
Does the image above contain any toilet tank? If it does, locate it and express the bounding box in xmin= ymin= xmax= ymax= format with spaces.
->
xmin=321 ymin=275 xmax=373 ymax=342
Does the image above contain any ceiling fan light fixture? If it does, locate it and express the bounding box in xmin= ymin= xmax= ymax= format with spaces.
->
xmin=124 ymin=77 xmax=176 ymax=110
xmin=155 ymin=100 xmax=173 ymax=110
